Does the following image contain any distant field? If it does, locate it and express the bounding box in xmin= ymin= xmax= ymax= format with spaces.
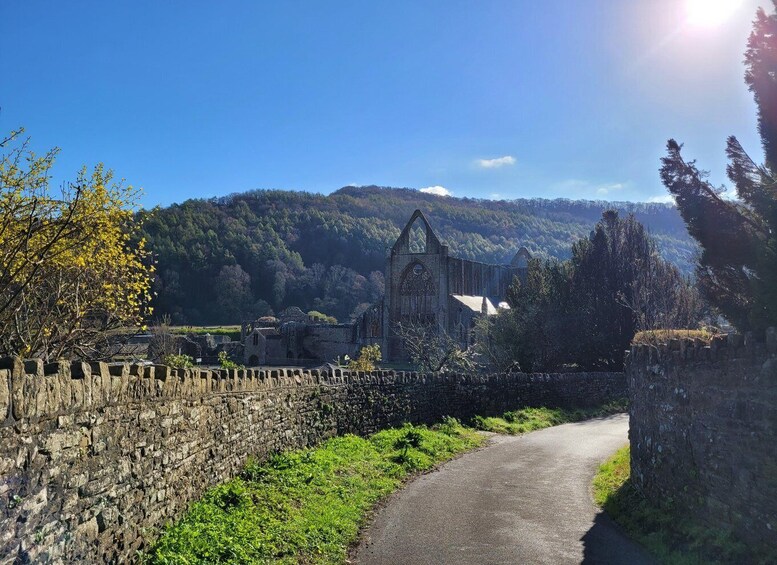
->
xmin=168 ymin=326 xmax=242 ymax=341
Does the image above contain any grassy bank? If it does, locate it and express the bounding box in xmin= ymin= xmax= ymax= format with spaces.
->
xmin=143 ymin=419 xmax=482 ymax=564
xmin=593 ymin=446 xmax=772 ymax=564
xmin=145 ymin=403 xmax=628 ymax=563
xmin=471 ymin=399 xmax=627 ymax=435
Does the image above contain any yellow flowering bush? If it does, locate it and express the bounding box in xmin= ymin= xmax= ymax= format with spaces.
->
xmin=0 ymin=128 xmax=153 ymax=359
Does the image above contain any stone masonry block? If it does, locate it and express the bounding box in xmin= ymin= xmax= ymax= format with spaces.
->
xmin=0 ymin=369 xmax=9 ymax=421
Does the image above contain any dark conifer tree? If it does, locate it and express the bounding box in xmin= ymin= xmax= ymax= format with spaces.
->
xmin=493 ymin=211 xmax=699 ymax=372
xmin=660 ymin=1 xmax=777 ymax=331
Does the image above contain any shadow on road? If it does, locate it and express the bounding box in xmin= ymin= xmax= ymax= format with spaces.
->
xmin=581 ymin=511 xmax=655 ymax=565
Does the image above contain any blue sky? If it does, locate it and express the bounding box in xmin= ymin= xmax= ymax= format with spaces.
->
xmin=0 ymin=1 xmax=770 ymax=207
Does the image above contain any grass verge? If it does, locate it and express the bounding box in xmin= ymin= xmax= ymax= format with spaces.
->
xmin=471 ymin=398 xmax=628 ymax=435
xmin=593 ymin=446 xmax=773 ymax=565
xmin=142 ymin=418 xmax=482 ymax=564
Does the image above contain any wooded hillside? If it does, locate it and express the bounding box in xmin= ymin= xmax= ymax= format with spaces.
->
xmin=139 ymin=186 xmax=695 ymax=324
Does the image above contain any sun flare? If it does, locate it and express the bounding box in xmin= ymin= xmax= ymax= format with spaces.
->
xmin=686 ymin=0 xmax=744 ymax=28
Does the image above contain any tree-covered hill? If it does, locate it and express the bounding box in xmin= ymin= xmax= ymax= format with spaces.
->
xmin=139 ymin=186 xmax=695 ymax=324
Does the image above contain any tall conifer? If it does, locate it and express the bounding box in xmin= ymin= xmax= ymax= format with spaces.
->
xmin=660 ymin=1 xmax=777 ymax=331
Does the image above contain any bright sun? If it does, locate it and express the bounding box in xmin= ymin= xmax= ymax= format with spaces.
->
xmin=686 ymin=0 xmax=743 ymax=28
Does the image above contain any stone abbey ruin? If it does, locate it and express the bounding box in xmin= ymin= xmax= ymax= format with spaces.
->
xmin=242 ymin=209 xmax=531 ymax=365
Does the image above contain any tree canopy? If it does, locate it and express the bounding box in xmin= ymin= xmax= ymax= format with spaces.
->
xmin=479 ymin=212 xmax=702 ymax=372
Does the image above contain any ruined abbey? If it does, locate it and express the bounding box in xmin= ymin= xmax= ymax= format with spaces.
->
xmin=242 ymin=210 xmax=530 ymax=364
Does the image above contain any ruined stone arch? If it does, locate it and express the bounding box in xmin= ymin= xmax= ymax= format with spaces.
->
xmin=511 ymin=246 xmax=531 ymax=269
xmin=391 ymin=209 xmax=443 ymax=256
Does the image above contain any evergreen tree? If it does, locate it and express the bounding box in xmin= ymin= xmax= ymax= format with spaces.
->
xmin=503 ymin=258 xmax=573 ymax=372
xmin=660 ymin=1 xmax=777 ymax=331
xmin=483 ymin=211 xmax=701 ymax=372
xmin=570 ymin=211 xmax=700 ymax=369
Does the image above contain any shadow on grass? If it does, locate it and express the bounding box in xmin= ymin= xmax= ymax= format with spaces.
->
xmin=595 ymin=476 xmax=768 ymax=565
xmin=581 ymin=510 xmax=656 ymax=565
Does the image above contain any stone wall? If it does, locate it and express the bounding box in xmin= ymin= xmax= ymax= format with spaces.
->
xmin=0 ymin=358 xmax=625 ymax=563
xmin=299 ymin=324 xmax=358 ymax=363
xmin=627 ymin=331 xmax=777 ymax=552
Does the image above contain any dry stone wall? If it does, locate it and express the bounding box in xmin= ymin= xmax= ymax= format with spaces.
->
xmin=627 ymin=330 xmax=777 ymax=553
xmin=0 ymin=357 xmax=625 ymax=563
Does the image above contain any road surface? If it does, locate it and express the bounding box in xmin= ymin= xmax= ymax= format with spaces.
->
xmin=355 ymin=414 xmax=654 ymax=564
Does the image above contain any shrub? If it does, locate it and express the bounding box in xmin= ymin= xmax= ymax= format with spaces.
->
xmin=164 ymin=353 xmax=194 ymax=368
xmin=347 ymin=343 xmax=382 ymax=372
xmin=218 ymin=350 xmax=243 ymax=370
xmin=308 ymin=310 xmax=338 ymax=324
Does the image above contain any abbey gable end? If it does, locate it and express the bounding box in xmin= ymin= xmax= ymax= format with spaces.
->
xmin=377 ymin=210 xmax=528 ymax=361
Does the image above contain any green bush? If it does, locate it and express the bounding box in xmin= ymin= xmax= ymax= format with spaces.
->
xmin=218 ymin=350 xmax=243 ymax=370
xmin=347 ymin=343 xmax=382 ymax=371
xmin=163 ymin=353 xmax=194 ymax=368
xmin=308 ymin=310 xmax=338 ymax=324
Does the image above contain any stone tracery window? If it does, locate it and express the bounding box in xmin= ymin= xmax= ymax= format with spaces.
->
xmin=400 ymin=262 xmax=435 ymax=324
xmin=401 ymin=262 xmax=435 ymax=294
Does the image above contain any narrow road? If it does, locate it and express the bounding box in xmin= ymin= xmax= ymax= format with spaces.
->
xmin=355 ymin=414 xmax=654 ymax=564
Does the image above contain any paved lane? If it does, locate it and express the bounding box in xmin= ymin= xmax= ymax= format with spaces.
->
xmin=355 ymin=414 xmax=654 ymax=565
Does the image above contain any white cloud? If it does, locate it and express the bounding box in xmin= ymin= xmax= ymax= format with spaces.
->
xmin=476 ymin=155 xmax=516 ymax=169
xmin=648 ymin=194 xmax=675 ymax=203
xmin=489 ymin=193 xmax=503 ymax=200
xmin=596 ymin=183 xmax=625 ymax=196
xmin=419 ymin=185 xmax=452 ymax=197
xmin=553 ymin=179 xmax=634 ymax=199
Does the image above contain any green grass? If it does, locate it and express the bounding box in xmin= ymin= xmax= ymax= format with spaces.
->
xmin=593 ymin=446 xmax=774 ymax=565
xmin=169 ymin=325 xmax=242 ymax=341
xmin=142 ymin=419 xmax=482 ymax=564
xmin=471 ymin=399 xmax=628 ymax=435
xmin=592 ymin=445 xmax=631 ymax=507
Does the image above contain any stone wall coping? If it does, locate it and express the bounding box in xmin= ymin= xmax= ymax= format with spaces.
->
xmin=0 ymin=356 xmax=621 ymax=425
xmin=625 ymin=327 xmax=777 ymax=367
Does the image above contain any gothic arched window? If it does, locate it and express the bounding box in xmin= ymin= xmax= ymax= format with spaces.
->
xmin=399 ymin=262 xmax=435 ymax=324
